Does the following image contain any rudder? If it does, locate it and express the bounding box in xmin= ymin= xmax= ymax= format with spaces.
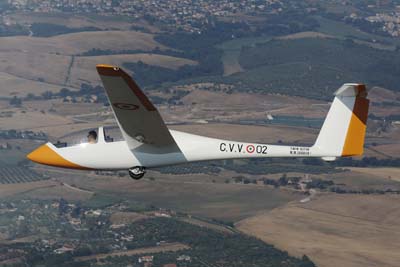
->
xmin=313 ymin=84 xmax=370 ymax=158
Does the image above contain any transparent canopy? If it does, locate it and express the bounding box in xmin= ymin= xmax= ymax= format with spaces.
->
xmin=53 ymin=126 xmax=124 ymax=148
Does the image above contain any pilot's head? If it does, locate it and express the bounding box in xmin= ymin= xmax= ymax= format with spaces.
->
xmin=87 ymin=130 xmax=98 ymax=144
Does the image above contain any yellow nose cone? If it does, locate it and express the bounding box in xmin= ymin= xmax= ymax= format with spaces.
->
xmin=27 ymin=144 xmax=88 ymax=169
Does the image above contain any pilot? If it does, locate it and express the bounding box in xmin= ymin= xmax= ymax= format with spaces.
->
xmin=87 ymin=130 xmax=98 ymax=144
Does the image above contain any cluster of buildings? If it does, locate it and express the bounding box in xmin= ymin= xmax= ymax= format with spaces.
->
xmin=138 ymin=254 xmax=191 ymax=267
xmin=366 ymin=12 xmax=400 ymax=37
xmin=0 ymin=129 xmax=47 ymax=141
xmin=8 ymin=0 xmax=284 ymax=32
xmin=347 ymin=9 xmax=400 ymax=38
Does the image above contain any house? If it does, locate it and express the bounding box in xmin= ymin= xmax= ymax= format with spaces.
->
xmin=0 ymin=143 xmax=10 ymax=150
xmin=54 ymin=244 xmax=74 ymax=254
xmin=138 ymin=256 xmax=154 ymax=263
xmin=154 ymin=211 xmax=171 ymax=218
xmin=177 ymin=255 xmax=191 ymax=261
xmin=69 ymin=218 xmax=81 ymax=225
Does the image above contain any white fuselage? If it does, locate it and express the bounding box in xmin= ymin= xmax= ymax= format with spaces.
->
xmin=49 ymin=129 xmax=328 ymax=170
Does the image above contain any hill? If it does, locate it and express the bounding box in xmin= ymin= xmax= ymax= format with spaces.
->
xmin=0 ymin=30 xmax=196 ymax=89
xmin=233 ymin=37 xmax=400 ymax=99
xmin=237 ymin=193 xmax=400 ymax=267
xmin=0 ymin=30 xmax=165 ymax=55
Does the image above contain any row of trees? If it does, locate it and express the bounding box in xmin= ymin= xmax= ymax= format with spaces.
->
xmin=9 ymin=83 xmax=110 ymax=107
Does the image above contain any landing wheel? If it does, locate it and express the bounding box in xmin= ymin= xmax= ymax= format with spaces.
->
xmin=128 ymin=166 xmax=146 ymax=180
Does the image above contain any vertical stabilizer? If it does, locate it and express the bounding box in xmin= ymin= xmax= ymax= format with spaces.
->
xmin=313 ymin=84 xmax=369 ymax=157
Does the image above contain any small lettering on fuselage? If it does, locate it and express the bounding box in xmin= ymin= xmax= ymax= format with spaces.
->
xmin=290 ymin=146 xmax=310 ymax=156
xmin=219 ymin=142 xmax=267 ymax=155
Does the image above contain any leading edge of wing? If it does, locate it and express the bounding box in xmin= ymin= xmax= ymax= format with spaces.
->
xmin=96 ymin=64 xmax=179 ymax=149
xmin=97 ymin=64 xmax=156 ymax=111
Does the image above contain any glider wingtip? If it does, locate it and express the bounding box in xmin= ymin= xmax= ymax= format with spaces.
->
xmin=96 ymin=64 xmax=122 ymax=76
xmin=96 ymin=64 xmax=116 ymax=69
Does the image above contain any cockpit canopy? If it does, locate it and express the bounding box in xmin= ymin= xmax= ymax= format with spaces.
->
xmin=53 ymin=126 xmax=124 ymax=148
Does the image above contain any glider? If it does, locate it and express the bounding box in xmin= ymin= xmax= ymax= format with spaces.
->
xmin=27 ymin=65 xmax=370 ymax=179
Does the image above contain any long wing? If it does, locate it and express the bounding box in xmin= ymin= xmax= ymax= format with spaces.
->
xmin=96 ymin=64 xmax=177 ymax=148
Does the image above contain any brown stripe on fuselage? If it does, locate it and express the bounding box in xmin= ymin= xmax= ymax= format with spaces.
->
xmin=96 ymin=65 xmax=156 ymax=111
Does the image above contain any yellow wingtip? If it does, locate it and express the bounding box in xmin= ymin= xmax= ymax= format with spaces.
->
xmin=96 ymin=64 xmax=117 ymax=68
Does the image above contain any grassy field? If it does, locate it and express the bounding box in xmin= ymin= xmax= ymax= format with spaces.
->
xmin=0 ymin=180 xmax=57 ymax=199
xmin=0 ymin=30 xmax=165 ymax=56
xmin=9 ymin=12 xmax=137 ymax=31
xmin=48 ymin=169 xmax=301 ymax=221
xmin=368 ymin=144 xmax=400 ymax=159
xmin=0 ymin=72 xmax=76 ymax=98
xmin=0 ymin=51 xmax=72 ymax=86
xmin=0 ymin=108 xmax=73 ymax=131
xmin=324 ymin=168 xmax=400 ymax=191
xmin=0 ymin=30 xmax=192 ymax=89
xmin=237 ymin=193 xmax=400 ymax=267
xmin=348 ymin=167 xmax=400 ymax=182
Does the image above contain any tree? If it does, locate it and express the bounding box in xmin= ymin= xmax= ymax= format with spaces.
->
xmin=9 ymin=96 xmax=22 ymax=106
xmin=300 ymin=255 xmax=316 ymax=267
xmin=25 ymin=93 xmax=36 ymax=100
xmin=59 ymin=88 xmax=71 ymax=97
xmin=59 ymin=198 xmax=68 ymax=215
xmin=41 ymin=91 xmax=53 ymax=100
xmin=278 ymin=174 xmax=288 ymax=186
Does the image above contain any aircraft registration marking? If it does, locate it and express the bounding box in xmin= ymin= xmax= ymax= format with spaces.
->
xmin=219 ymin=142 xmax=267 ymax=155
xmin=290 ymin=146 xmax=310 ymax=155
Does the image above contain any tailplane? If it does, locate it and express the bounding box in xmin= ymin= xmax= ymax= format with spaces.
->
xmin=313 ymin=84 xmax=370 ymax=158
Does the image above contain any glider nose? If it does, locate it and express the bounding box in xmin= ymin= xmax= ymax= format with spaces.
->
xmin=27 ymin=144 xmax=87 ymax=169
xmin=27 ymin=144 xmax=59 ymax=166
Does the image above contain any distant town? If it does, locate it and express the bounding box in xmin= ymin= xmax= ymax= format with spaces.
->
xmin=3 ymin=0 xmax=400 ymax=35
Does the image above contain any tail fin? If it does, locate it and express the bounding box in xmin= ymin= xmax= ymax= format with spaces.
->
xmin=313 ymin=84 xmax=370 ymax=158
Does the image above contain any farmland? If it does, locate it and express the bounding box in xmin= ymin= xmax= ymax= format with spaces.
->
xmin=0 ymin=5 xmax=399 ymax=267
xmin=237 ymin=194 xmax=400 ymax=267
xmin=0 ymin=167 xmax=47 ymax=184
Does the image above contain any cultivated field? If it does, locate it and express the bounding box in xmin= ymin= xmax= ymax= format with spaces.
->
xmin=348 ymin=167 xmax=400 ymax=182
xmin=0 ymin=108 xmax=73 ymax=131
xmin=9 ymin=12 xmax=155 ymax=32
xmin=237 ymin=193 xmax=400 ymax=267
xmin=0 ymin=51 xmax=72 ymax=86
xmin=0 ymin=30 xmax=194 ymax=89
xmin=368 ymin=144 xmax=400 ymax=159
xmin=0 ymin=72 xmax=75 ymax=98
xmin=0 ymin=31 xmax=165 ymax=56
xmin=0 ymin=180 xmax=56 ymax=199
